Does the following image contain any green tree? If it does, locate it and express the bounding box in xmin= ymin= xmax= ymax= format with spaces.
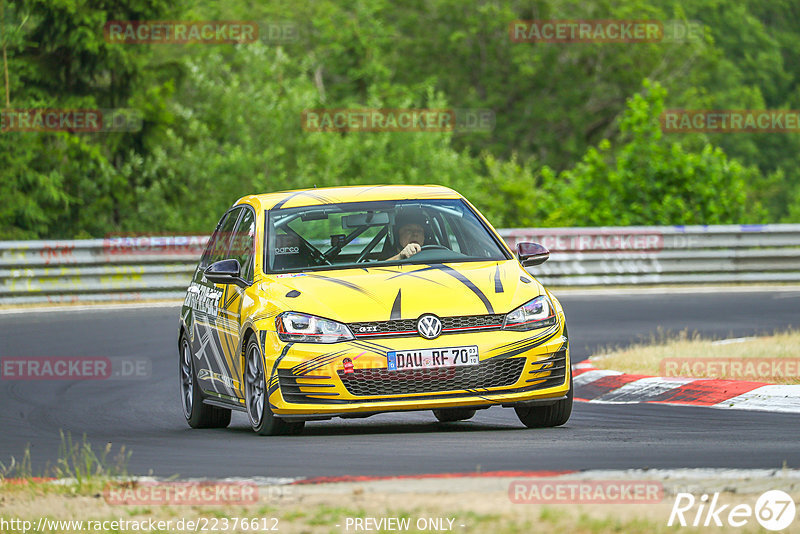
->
xmin=542 ymin=80 xmax=766 ymax=226
xmin=123 ymin=44 xmax=484 ymax=233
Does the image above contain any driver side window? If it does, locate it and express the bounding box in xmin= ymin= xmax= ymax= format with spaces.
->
xmin=200 ymin=207 xmax=243 ymax=269
xmin=230 ymin=208 xmax=256 ymax=281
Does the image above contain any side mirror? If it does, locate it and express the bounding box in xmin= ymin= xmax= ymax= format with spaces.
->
xmin=516 ymin=242 xmax=550 ymax=267
xmin=204 ymin=259 xmax=249 ymax=288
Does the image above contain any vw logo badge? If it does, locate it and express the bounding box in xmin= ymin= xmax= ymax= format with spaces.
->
xmin=417 ymin=314 xmax=443 ymax=339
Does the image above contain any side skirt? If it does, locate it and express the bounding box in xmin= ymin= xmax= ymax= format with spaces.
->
xmin=202 ymin=397 xmax=247 ymax=413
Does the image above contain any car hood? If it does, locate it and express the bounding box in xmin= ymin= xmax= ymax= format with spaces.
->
xmin=263 ymin=260 xmax=544 ymax=323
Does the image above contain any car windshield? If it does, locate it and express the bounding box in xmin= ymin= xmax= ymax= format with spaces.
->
xmin=266 ymin=199 xmax=509 ymax=272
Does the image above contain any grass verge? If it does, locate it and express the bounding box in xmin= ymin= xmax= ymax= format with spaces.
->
xmin=0 ymin=486 xmax=748 ymax=534
xmin=0 ymin=431 xmax=130 ymax=496
xmin=590 ymin=329 xmax=800 ymax=384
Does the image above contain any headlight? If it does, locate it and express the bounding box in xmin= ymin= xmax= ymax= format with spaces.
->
xmin=503 ymin=295 xmax=557 ymax=331
xmin=276 ymin=312 xmax=354 ymax=343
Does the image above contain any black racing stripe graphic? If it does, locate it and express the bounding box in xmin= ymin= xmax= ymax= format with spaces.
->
xmin=194 ymin=320 xmax=227 ymax=396
xmin=222 ymin=298 xmax=241 ymax=383
xmin=390 ymin=289 xmax=402 ymax=320
xmin=492 ymin=330 xmax=560 ymax=359
xmin=251 ymin=310 xmax=281 ymax=324
xmin=271 ymin=191 xmax=303 ymax=210
xmin=351 ymin=341 xmax=391 ymax=356
xmin=294 ymin=356 xmax=342 ymax=376
xmin=267 ymin=342 xmax=294 ymax=394
xmin=491 ymin=325 xmax=559 ymax=352
xmin=271 ymin=190 xmax=334 ymax=210
xmin=293 ymin=349 xmax=347 ymax=369
xmin=491 ymin=323 xmax=557 ymax=350
xmin=223 ymin=286 xmax=240 ymax=309
xmin=354 ymin=185 xmax=390 ymax=196
xmin=494 ymin=264 xmax=504 ymax=293
xmin=385 ymin=270 xmax=447 ymax=286
xmin=202 ymin=313 xmax=237 ymax=396
xmin=387 ymin=266 xmax=438 ymax=279
xmin=428 ymin=264 xmax=494 ymax=314
xmin=305 ymin=273 xmax=383 ymax=303
xmin=293 ymin=349 xmax=349 ymax=375
xmin=387 ymin=264 xmax=494 ymax=311
xmin=351 ymin=338 xmax=394 ymax=351
xmin=296 ymin=348 xmax=348 ymax=366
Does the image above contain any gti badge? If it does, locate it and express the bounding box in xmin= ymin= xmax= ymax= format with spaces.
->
xmin=417 ymin=314 xmax=443 ymax=339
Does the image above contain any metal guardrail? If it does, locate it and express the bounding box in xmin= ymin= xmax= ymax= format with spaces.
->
xmin=499 ymin=224 xmax=800 ymax=286
xmin=1 ymin=225 xmax=799 ymax=304
xmin=0 ymin=236 xmax=207 ymax=304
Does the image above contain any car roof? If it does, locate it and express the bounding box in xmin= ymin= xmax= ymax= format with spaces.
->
xmin=236 ymin=184 xmax=462 ymax=211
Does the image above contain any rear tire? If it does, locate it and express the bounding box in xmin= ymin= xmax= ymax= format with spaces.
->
xmin=515 ymin=372 xmax=573 ymax=428
xmin=432 ymin=408 xmax=476 ymax=422
xmin=244 ymin=337 xmax=305 ymax=436
xmin=179 ymin=333 xmax=231 ymax=429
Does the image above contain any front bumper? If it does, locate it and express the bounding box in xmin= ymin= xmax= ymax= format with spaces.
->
xmin=262 ymin=319 xmax=570 ymax=418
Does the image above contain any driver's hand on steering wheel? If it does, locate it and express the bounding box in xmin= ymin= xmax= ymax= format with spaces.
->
xmin=398 ymin=242 xmax=421 ymax=259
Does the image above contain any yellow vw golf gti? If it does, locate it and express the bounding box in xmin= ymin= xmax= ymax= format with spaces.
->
xmin=178 ymin=185 xmax=571 ymax=435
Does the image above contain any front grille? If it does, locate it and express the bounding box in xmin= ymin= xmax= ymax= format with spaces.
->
xmin=349 ymin=314 xmax=505 ymax=338
xmin=337 ymin=357 xmax=526 ymax=396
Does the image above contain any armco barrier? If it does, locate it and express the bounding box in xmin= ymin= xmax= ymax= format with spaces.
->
xmin=0 ymin=236 xmax=207 ymax=304
xmin=1 ymin=225 xmax=799 ymax=304
xmin=499 ymin=224 xmax=800 ymax=286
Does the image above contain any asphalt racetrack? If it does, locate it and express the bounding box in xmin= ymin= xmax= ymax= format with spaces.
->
xmin=1 ymin=289 xmax=799 ymax=479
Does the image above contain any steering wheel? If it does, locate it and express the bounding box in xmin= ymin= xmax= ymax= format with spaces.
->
xmin=419 ymin=244 xmax=448 ymax=251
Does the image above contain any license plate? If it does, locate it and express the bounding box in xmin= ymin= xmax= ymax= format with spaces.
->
xmin=387 ymin=346 xmax=479 ymax=371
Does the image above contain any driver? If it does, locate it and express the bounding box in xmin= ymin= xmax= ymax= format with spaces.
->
xmin=386 ymin=210 xmax=428 ymax=261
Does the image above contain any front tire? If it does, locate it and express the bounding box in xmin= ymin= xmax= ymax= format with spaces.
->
xmin=244 ymin=337 xmax=305 ymax=436
xmin=179 ymin=333 xmax=231 ymax=429
xmin=515 ymin=372 xmax=573 ymax=428
xmin=432 ymin=408 xmax=476 ymax=422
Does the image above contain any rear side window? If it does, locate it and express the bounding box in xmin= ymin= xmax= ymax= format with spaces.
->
xmin=230 ymin=208 xmax=256 ymax=281
xmin=200 ymin=207 xmax=243 ymax=269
